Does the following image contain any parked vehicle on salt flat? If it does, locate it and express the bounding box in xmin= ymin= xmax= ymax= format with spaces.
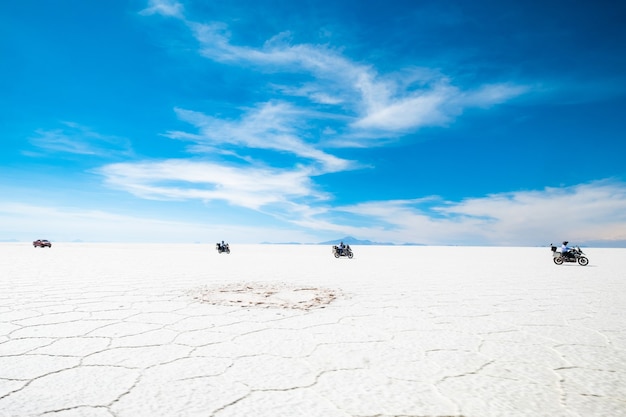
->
xmin=33 ymin=239 xmax=52 ymax=248
xmin=551 ymin=244 xmax=588 ymax=266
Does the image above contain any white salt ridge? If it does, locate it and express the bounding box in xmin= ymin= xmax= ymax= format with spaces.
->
xmin=0 ymin=243 xmax=625 ymax=417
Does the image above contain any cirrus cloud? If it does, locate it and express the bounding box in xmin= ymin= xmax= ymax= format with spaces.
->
xmin=98 ymin=159 xmax=328 ymax=212
xmin=322 ymin=180 xmax=626 ymax=246
xmin=141 ymin=0 xmax=528 ymax=142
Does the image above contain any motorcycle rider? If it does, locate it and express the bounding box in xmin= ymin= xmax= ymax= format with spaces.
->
xmin=561 ymin=241 xmax=572 ymax=259
xmin=339 ymin=241 xmax=345 ymax=256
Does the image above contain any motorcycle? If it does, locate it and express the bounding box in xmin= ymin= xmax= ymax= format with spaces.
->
xmin=216 ymin=242 xmax=230 ymax=254
xmin=332 ymin=244 xmax=353 ymax=259
xmin=551 ymin=244 xmax=588 ymax=266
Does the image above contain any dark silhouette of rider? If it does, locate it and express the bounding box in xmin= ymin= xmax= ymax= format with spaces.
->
xmin=339 ymin=241 xmax=345 ymax=255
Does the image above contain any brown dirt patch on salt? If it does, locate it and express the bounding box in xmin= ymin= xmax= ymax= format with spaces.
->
xmin=189 ymin=282 xmax=340 ymax=310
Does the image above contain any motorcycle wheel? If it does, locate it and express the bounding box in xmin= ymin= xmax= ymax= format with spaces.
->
xmin=347 ymin=251 xmax=354 ymax=259
xmin=334 ymin=252 xmax=340 ymax=258
xmin=226 ymin=249 xmax=230 ymax=254
xmin=553 ymin=257 xmax=563 ymax=265
xmin=577 ymin=256 xmax=589 ymax=266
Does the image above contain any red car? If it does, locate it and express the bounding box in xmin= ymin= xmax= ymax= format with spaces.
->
xmin=33 ymin=239 xmax=52 ymax=248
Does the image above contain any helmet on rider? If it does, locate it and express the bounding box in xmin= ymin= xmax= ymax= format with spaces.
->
xmin=563 ymin=241 xmax=568 ymax=245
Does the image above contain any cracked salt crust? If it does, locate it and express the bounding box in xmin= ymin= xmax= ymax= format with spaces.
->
xmin=1 ymin=243 xmax=625 ymax=417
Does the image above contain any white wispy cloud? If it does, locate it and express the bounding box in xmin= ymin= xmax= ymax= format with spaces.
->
xmin=139 ymin=0 xmax=184 ymax=18
xmin=165 ymin=102 xmax=354 ymax=173
xmin=124 ymin=0 xmax=541 ymax=244
xmin=220 ymin=180 xmax=626 ymax=246
xmin=0 ymin=201 xmax=318 ymax=243
xmin=322 ymin=180 xmax=626 ymax=245
xmin=28 ymin=122 xmax=133 ymax=158
xmin=443 ymin=180 xmax=626 ymax=244
xmin=188 ymin=25 xmax=523 ymax=137
xmin=5 ymin=180 xmax=625 ymax=245
xmin=98 ymin=159 xmax=328 ymax=211
xmin=141 ymin=1 xmax=528 ymax=141
xmin=351 ymin=83 xmax=458 ymax=132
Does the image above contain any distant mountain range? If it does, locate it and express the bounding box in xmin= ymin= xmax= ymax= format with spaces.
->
xmin=262 ymin=236 xmax=425 ymax=246
xmin=318 ymin=236 xmax=393 ymax=245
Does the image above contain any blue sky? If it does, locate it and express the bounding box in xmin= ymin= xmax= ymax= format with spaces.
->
xmin=1 ymin=0 xmax=626 ymax=245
